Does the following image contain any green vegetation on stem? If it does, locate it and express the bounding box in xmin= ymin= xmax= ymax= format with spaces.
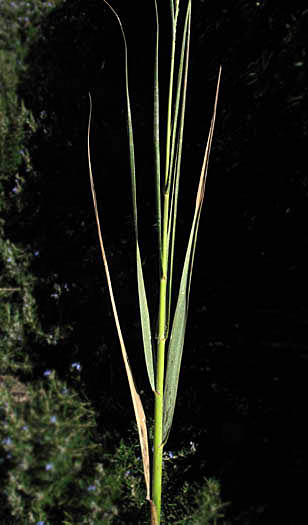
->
xmin=87 ymin=1 xmax=221 ymax=523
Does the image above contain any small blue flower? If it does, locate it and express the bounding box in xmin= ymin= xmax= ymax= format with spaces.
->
xmin=22 ymin=425 xmax=28 ymax=431
xmin=43 ymin=370 xmax=51 ymax=377
xmin=62 ymin=387 xmax=68 ymax=395
xmin=37 ymin=521 xmax=45 ymax=525
xmin=50 ymin=416 xmax=57 ymax=423
xmin=45 ymin=463 xmax=54 ymax=471
xmin=2 ymin=437 xmax=12 ymax=446
xmin=87 ymin=484 xmax=96 ymax=492
xmin=71 ymin=362 xmax=81 ymax=371
xmin=168 ymin=451 xmax=174 ymax=459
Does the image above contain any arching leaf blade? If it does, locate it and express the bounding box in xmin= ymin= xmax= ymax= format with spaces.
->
xmin=103 ymin=1 xmax=155 ymax=393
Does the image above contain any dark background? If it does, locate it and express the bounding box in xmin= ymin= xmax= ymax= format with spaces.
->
xmin=3 ymin=0 xmax=308 ymax=522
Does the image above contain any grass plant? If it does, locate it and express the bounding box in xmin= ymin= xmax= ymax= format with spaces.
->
xmin=87 ymin=1 xmax=221 ymax=522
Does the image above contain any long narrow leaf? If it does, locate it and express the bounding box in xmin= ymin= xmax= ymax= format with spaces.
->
xmin=103 ymin=0 xmax=155 ymax=393
xmin=163 ymin=68 xmax=222 ymax=444
xmin=164 ymin=3 xmax=177 ymax=189
xmin=153 ymin=0 xmax=162 ymax=274
xmin=170 ymin=0 xmax=174 ymax=25
xmin=166 ymin=1 xmax=191 ymax=333
xmin=87 ymin=94 xmax=151 ymax=499
xmin=166 ymin=1 xmax=190 ymax=198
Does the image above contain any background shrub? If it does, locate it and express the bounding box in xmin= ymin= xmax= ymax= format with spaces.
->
xmin=0 ymin=370 xmax=130 ymax=524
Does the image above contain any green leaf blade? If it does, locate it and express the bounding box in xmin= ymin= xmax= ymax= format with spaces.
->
xmin=136 ymin=244 xmax=155 ymax=392
xmin=102 ymin=1 xmax=155 ymax=393
xmin=166 ymin=0 xmax=191 ymax=332
xmin=163 ymin=67 xmax=222 ymax=444
xmin=162 ymin=215 xmax=197 ymax=445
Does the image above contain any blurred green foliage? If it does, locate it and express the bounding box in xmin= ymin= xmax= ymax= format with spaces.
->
xmin=0 ymin=0 xmax=61 ymax=62
xmin=0 ymin=0 xmax=77 ymax=376
xmin=0 ymin=27 xmax=38 ymax=374
xmin=0 ymin=21 xmax=57 ymax=375
xmin=0 ymin=370 xmax=140 ymax=524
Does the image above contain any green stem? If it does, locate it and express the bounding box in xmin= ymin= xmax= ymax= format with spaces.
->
xmin=152 ymin=190 xmax=170 ymax=523
xmin=152 ymin=5 xmax=178 ymax=521
xmin=152 ymin=310 xmax=166 ymax=522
